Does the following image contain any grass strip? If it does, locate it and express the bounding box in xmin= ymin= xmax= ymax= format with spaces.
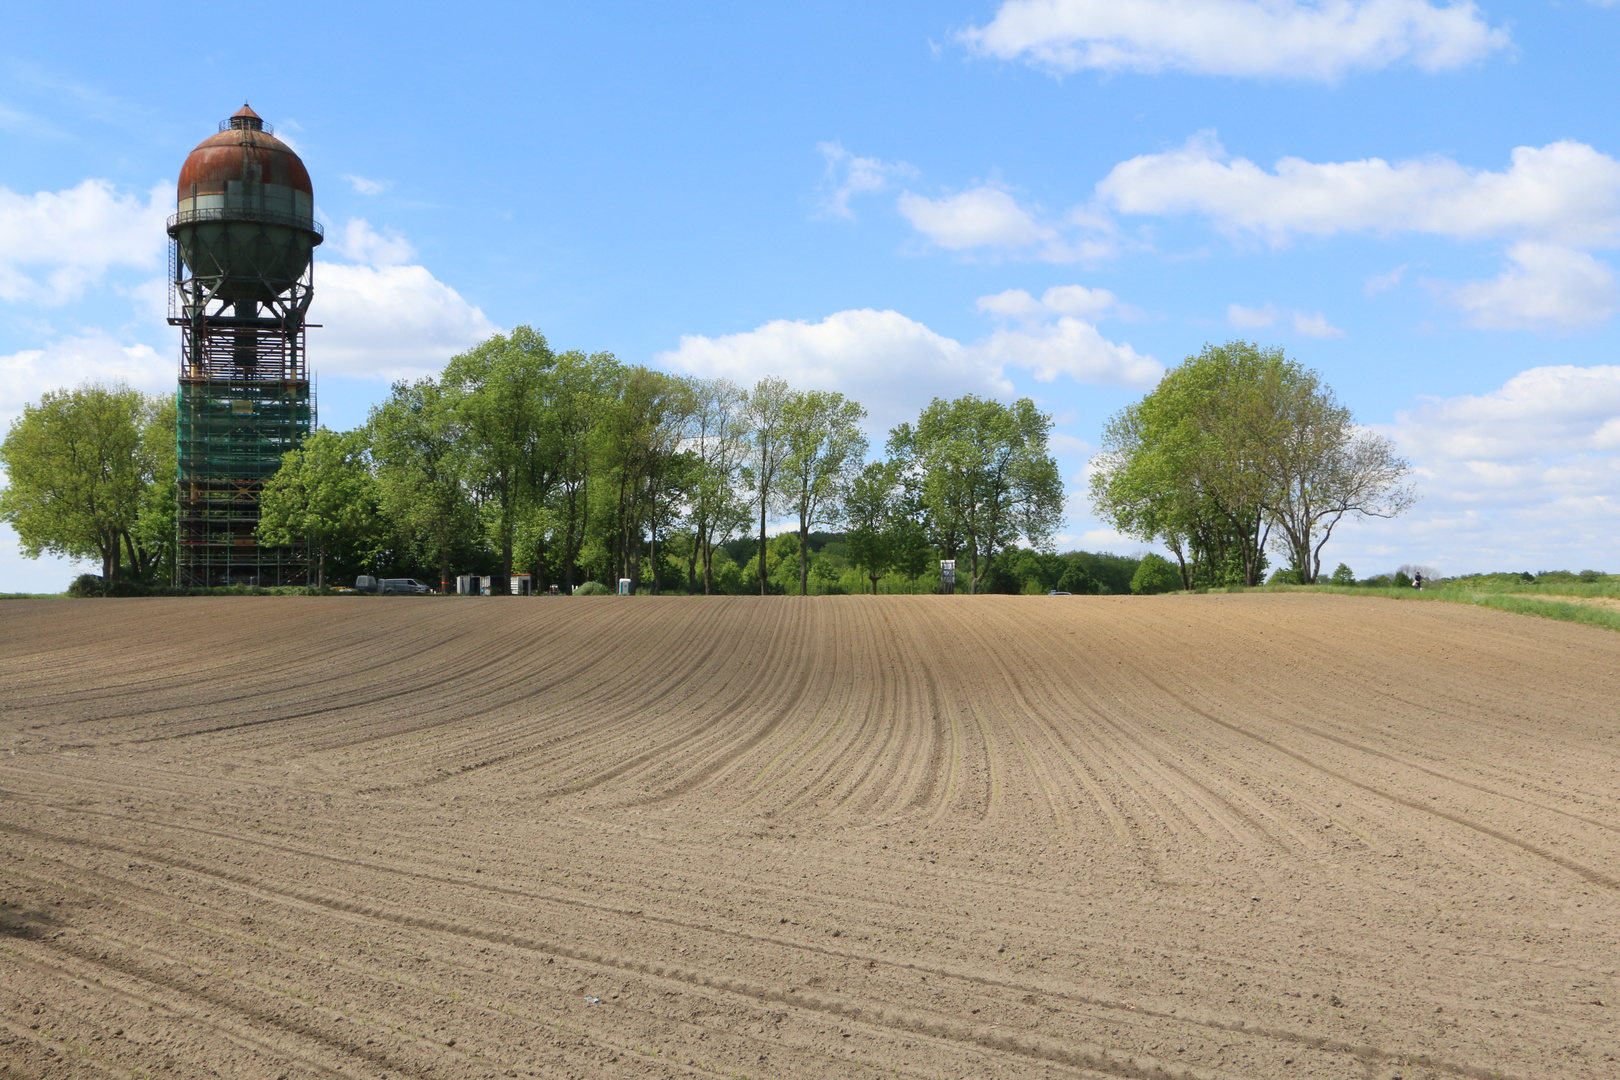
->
xmin=1242 ymin=583 xmax=1620 ymax=634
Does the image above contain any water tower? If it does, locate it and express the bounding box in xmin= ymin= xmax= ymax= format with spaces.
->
xmin=169 ymin=104 xmax=323 ymax=586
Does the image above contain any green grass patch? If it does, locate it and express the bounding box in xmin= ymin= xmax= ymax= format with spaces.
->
xmin=1233 ymin=582 xmax=1620 ymax=633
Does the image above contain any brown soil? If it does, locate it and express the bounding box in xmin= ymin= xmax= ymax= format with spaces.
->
xmin=2 ymin=593 xmax=1618 ymax=1080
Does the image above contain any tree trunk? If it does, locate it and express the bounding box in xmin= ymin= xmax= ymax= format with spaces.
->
xmin=798 ymin=510 xmax=809 ymax=596
xmin=650 ymin=513 xmax=661 ymax=595
xmin=121 ymin=529 xmax=143 ymax=582
xmin=758 ymin=499 xmax=767 ymax=596
xmin=686 ymin=517 xmax=700 ymax=594
xmin=318 ymin=544 xmax=326 ymax=589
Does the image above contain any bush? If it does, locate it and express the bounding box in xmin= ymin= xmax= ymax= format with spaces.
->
xmin=1055 ymin=564 xmax=1097 ymax=595
xmin=1329 ymin=563 xmax=1355 ymax=585
xmin=67 ymin=573 xmax=105 ymax=597
xmin=1266 ymin=568 xmax=1304 ymax=585
xmin=575 ymin=581 xmax=612 ymax=595
xmin=65 ymin=574 xmax=331 ymax=597
xmin=1393 ymin=571 xmax=1411 ymax=588
xmin=1130 ymin=553 xmax=1180 ymax=595
xmin=711 ymin=554 xmax=747 ymax=595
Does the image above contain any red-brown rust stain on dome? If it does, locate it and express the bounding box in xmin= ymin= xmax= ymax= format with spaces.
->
xmin=176 ymin=116 xmax=312 ymax=198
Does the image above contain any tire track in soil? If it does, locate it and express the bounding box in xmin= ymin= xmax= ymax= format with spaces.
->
xmin=1 ymin=817 xmax=1517 ymax=1080
xmin=1122 ymin=658 xmax=1620 ymax=891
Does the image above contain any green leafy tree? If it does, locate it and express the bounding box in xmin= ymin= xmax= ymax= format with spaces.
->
xmin=780 ymin=390 xmax=868 ymax=595
xmin=1130 ymin=552 xmax=1180 ymax=595
xmin=684 ymin=377 xmax=753 ymax=594
xmin=592 ymin=366 xmax=697 ymax=593
xmin=892 ymin=395 xmax=1063 ymax=594
xmin=1236 ymin=363 xmax=1413 ymax=582
xmin=1093 ymin=343 xmax=1282 ymax=588
xmin=741 ymin=377 xmax=792 ymax=596
xmin=1094 ymin=342 xmax=1412 ymax=587
xmin=130 ymin=395 xmax=178 ymax=584
xmin=1330 ymin=562 xmax=1356 ymax=585
xmin=844 ymin=460 xmax=900 ymax=594
xmin=1055 ymin=561 xmax=1096 ymax=594
xmin=1063 ymin=550 xmax=1140 ymax=595
xmin=257 ymin=428 xmax=383 ymax=588
xmin=0 ymin=382 xmax=154 ymax=585
xmin=369 ymin=378 xmax=476 ymax=591
xmin=547 ymin=350 xmax=619 ymax=591
xmin=443 ymin=326 xmax=559 ymax=584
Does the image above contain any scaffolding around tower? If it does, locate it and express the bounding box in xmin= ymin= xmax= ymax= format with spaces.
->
xmin=167 ymin=104 xmax=324 ymax=588
xmin=171 ymin=299 xmax=316 ymax=585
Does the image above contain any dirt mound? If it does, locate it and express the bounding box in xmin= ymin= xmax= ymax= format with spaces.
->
xmin=2 ymin=593 xmax=1617 ymax=1078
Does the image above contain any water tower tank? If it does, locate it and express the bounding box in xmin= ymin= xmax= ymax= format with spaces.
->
xmin=169 ymin=105 xmax=323 ymax=304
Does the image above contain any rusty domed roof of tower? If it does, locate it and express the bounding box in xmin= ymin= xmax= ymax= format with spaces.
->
xmin=177 ymin=103 xmax=312 ymax=199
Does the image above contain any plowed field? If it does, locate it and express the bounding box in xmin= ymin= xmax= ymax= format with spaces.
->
xmin=2 ymin=594 xmax=1618 ymax=1080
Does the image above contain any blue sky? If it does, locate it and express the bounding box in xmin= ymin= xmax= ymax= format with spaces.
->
xmin=4 ymin=1 xmax=1620 ymax=589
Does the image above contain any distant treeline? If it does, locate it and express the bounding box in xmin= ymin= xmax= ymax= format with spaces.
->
xmin=254 ymin=326 xmax=1068 ymax=594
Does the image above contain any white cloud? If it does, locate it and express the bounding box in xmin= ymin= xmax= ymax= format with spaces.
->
xmin=1224 ymin=303 xmax=1343 ymax=336
xmin=898 ymin=187 xmax=1054 ymax=250
xmin=310 ymin=264 xmax=496 ymax=382
xmin=328 ymin=218 xmax=416 ymax=266
xmin=1338 ymin=365 xmax=1620 ymax=573
xmin=898 ymin=188 xmax=1118 ymax=263
xmin=1227 ymin=302 xmax=1278 ymax=328
xmin=978 ymin=284 xmax=1122 ymax=321
xmin=1039 ymin=283 xmax=1122 ymax=319
xmin=0 ymin=179 xmax=168 ymax=304
xmin=1049 ymin=432 xmax=1098 ymax=457
xmin=959 ymin=0 xmax=1509 ymax=80
xmin=1389 ymin=365 xmax=1620 ymax=462
xmin=307 ymin=218 xmax=496 ymax=381
xmin=342 ymin=174 xmax=391 ymax=196
xmin=0 ymin=331 xmax=170 ymax=430
xmin=977 ymin=317 xmax=1161 ymax=385
xmin=1292 ymin=310 xmax=1345 ymax=338
xmin=658 ymin=304 xmax=1159 ymax=432
xmin=977 ymin=288 xmax=1049 ymax=321
xmin=1447 ymin=243 xmax=1618 ymax=332
xmin=658 ymin=309 xmax=1010 ymax=432
xmin=1364 ymin=264 xmax=1406 ymax=295
xmin=1097 ymin=134 xmax=1620 ymax=248
xmin=816 ymin=143 xmax=916 ymax=219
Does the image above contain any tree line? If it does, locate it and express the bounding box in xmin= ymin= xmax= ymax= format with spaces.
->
xmin=1 ymin=334 xmax=1410 ymax=596
xmin=252 ymin=326 xmax=1069 ymax=595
